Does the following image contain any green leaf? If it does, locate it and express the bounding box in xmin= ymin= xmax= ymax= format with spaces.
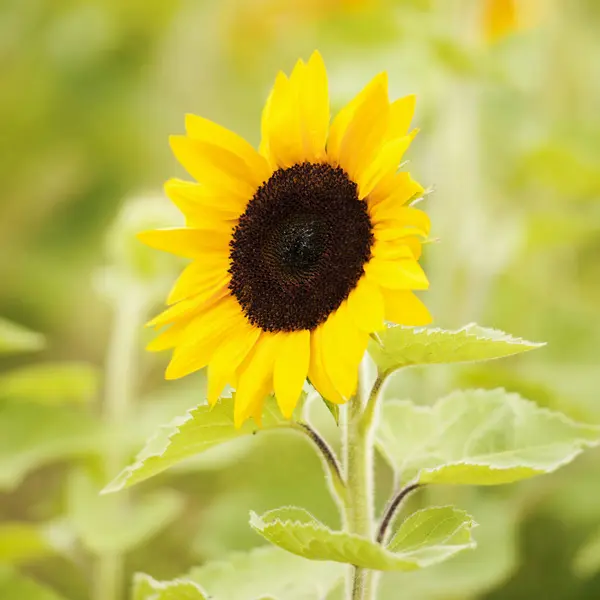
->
xmin=376 ymin=390 xmax=600 ymax=486
xmin=103 ymin=395 xmax=296 ymax=493
xmin=0 ymin=318 xmax=45 ymax=355
xmin=0 ymin=362 xmax=99 ymax=405
xmin=188 ymin=546 xmax=344 ymax=600
xmin=378 ymin=496 xmax=519 ymax=600
xmin=68 ymin=469 xmax=184 ymax=554
xmin=0 ymin=402 xmax=101 ymax=491
xmin=0 ymin=522 xmax=53 ymax=564
xmin=321 ymin=399 xmax=339 ymax=425
xmin=132 ymin=573 xmax=207 ymax=600
xmin=573 ymin=527 xmax=600 ymax=578
xmin=250 ymin=506 xmax=476 ymax=571
xmin=0 ymin=568 xmax=65 ymax=600
xmin=369 ymin=323 xmax=543 ymax=374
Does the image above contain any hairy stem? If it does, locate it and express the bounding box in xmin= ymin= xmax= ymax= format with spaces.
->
xmin=344 ymin=358 xmax=386 ymax=600
xmin=94 ymin=290 xmax=144 ymax=600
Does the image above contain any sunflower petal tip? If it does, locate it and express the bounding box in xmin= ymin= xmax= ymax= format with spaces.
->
xmin=136 ymin=229 xmax=155 ymax=245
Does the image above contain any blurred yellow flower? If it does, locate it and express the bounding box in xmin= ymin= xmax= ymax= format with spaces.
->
xmin=140 ymin=52 xmax=431 ymax=426
xmin=483 ymin=0 xmax=544 ymax=42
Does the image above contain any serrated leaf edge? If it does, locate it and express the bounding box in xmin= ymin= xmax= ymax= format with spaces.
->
xmin=250 ymin=506 xmax=477 ymax=571
xmin=378 ymin=389 xmax=600 ymax=484
xmin=133 ymin=572 xmax=209 ymax=597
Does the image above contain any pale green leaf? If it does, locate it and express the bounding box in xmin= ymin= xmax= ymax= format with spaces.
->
xmin=0 ymin=318 xmax=45 ymax=355
xmin=132 ymin=573 xmax=207 ymax=600
xmin=0 ymin=568 xmax=65 ymax=600
xmin=378 ymin=496 xmax=519 ymax=600
xmin=573 ymin=527 xmax=600 ymax=578
xmin=250 ymin=506 xmax=476 ymax=571
xmin=68 ymin=469 xmax=184 ymax=554
xmin=103 ymin=395 xmax=296 ymax=493
xmin=377 ymin=390 xmax=600 ymax=486
xmin=188 ymin=546 xmax=344 ymax=600
xmin=369 ymin=323 xmax=543 ymax=374
xmin=0 ymin=522 xmax=53 ymax=564
xmin=0 ymin=402 xmax=101 ymax=491
xmin=0 ymin=362 xmax=99 ymax=405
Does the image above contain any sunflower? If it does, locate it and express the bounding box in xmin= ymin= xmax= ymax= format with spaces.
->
xmin=140 ymin=52 xmax=432 ymax=427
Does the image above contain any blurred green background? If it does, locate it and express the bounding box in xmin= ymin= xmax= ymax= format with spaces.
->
xmin=2 ymin=0 xmax=600 ymax=598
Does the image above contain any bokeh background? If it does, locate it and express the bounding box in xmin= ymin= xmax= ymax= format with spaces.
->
xmin=2 ymin=0 xmax=600 ymax=598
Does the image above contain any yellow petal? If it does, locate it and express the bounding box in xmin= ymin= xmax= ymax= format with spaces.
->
xmin=185 ymin=114 xmax=271 ymax=183
xmin=365 ymin=258 xmax=429 ymax=290
xmin=372 ymin=239 xmax=416 ymax=261
xmin=374 ymin=237 xmax=423 ymax=262
xmin=259 ymin=86 xmax=276 ymax=169
xmin=273 ymin=330 xmax=310 ymax=418
xmin=137 ymin=228 xmax=229 ymax=259
xmin=234 ymin=333 xmax=282 ymax=427
xmin=308 ymin=325 xmax=344 ymax=404
xmin=356 ymin=135 xmax=412 ymax=199
xmin=404 ymin=237 xmax=423 ymax=260
xmin=299 ymin=51 xmax=329 ymax=162
xmin=322 ymin=303 xmax=368 ymax=400
xmin=167 ymin=261 xmax=230 ymax=305
xmin=382 ymin=289 xmax=432 ymax=326
xmin=328 ymin=72 xmax=387 ymax=165
xmin=165 ymin=179 xmax=244 ymax=225
xmin=207 ymin=322 xmax=261 ymax=406
xmin=165 ymin=297 xmax=243 ymax=380
xmin=337 ymin=75 xmax=390 ymax=185
xmin=387 ymin=94 xmax=416 ymax=141
xmin=170 ymin=136 xmax=258 ymax=197
xmin=262 ymin=70 xmax=304 ymax=168
xmin=147 ymin=286 xmax=228 ymax=328
xmin=146 ymin=320 xmax=189 ymax=352
xmin=368 ymin=171 xmax=424 ymax=208
xmin=347 ymin=276 xmax=385 ymax=332
xmin=372 ymin=206 xmax=430 ymax=236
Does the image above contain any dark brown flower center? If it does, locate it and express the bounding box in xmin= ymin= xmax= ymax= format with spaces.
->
xmin=228 ymin=162 xmax=373 ymax=332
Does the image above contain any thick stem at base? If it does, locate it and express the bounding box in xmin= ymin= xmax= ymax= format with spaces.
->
xmin=344 ymin=357 xmax=384 ymax=600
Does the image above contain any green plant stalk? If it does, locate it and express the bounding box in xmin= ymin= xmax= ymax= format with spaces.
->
xmin=344 ymin=358 xmax=385 ymax=600
xmin=94 ymin=289 xmax=144 ymax=600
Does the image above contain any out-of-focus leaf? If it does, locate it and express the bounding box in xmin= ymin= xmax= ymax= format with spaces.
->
xmin=103 ymin=395 xmax=298 ymax=493
xmin=68 ymin=469 xmax=184 ymax=554
xmin=188 ymin=546 xmax=344 ymax=600
xmin=0 ymin=318 xmax=45 ymax=355
xmin=573 ymin=527 xmax=600 ymax=578
xmin=0 ymin=568 xmax=65 ymax=600
xmin=518 ymin=143 xmax=600 ymax=199
xmin=527 ymin=211 xmax=600 ymax=250
xmin=369 ymin=324 xmax=542 ymax=374
xmin=376 ymin=390 xmax=600 ymax=486
xmin=0 ymin=522 xmax=53 ymax=564
xmin=132 ymin=573 xmax=207 ymax=600
xmin=250 ymin=506 xmax=476 ymax=571
xmin=0 ymin=362 xmax=99 ymax=405
xmin=0 ymin=402 xmax=101 ymax=491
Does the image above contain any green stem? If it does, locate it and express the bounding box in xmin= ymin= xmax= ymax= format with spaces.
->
xmin=94 ymin=289 xmax=144 ymax=600
xmin=344 ymin=358 xmax=385 ymax=600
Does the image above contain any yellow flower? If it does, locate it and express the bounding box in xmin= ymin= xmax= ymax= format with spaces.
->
xmin=140 ymin=52 xmax=431 ymax=427
xmin=482 ymin=0 xmax=544 ymax=43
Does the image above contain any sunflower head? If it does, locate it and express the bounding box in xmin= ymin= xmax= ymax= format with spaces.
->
xmin=139 ymin=52 xmax=432 ymax=427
